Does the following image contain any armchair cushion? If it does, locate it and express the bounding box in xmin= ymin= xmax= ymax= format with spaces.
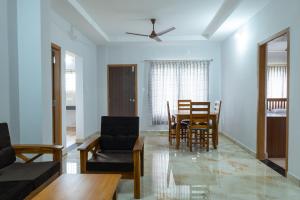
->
xmin=0 ymin=123 xmax=16 ymax=169
xmin=100 ymin=116 xmax=139 ymax=151
xmin=87 ymin=151 xmax=133 ymax=172
xmin=0 ymin=181 xmax=33 ymax=200
xmin=0 ymin=161 xmax=60 ymax=189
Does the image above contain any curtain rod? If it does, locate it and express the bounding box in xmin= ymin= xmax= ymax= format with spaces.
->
xmin=144 ymin=59 xmax=213 ymax=62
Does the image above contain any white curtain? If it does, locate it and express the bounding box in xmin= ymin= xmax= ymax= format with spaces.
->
xmin=267 ymin=65 xmax=287 ymax=98
xmin=149 ymin=60 xmax=210 ymax=124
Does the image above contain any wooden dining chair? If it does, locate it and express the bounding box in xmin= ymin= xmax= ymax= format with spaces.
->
xmin=167 ymin=101 xmax=176 ymax=144
xmin=188 ymin=102 xmax=210 ymax=152
xmin=178 ymin=100 xmax=191 ymax=140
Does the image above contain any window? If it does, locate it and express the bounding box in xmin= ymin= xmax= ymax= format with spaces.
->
xmin=149 ymin=60 xmax=210 ymax=124
xmin=267 ymin=65 xmax=287 ymax=98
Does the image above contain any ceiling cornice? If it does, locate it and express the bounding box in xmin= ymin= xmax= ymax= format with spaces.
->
xmin=67 ymin=0 xmax=110 ymax=42
xmin=202 ymin=0 xmax=241 ymax=39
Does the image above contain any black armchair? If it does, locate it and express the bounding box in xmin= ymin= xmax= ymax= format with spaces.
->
xmin=78 ymin=116 xmax=144 ymax=199
xmin=0 ymin=123 xmax=63 ymax=200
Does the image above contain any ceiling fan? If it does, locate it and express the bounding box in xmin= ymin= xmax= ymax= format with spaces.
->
xmin=126 ymin=18 xmax=176 ymax=42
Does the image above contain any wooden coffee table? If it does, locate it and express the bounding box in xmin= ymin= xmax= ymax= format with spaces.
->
xmin=32 ymin=174 xmax=121 ymax=200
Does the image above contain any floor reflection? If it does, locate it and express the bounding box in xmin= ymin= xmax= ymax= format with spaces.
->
xmin=63 ymin=132 xmax=300 ymax=200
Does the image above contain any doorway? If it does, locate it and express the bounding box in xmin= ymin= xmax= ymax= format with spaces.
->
xmin=257 ymin=29 xmax=290 ymax=176
xmin=51 ymin=43 xmax=62 ymax=145
xmin=108 ymin=64 xmax=138 ymax=116
xmin=65 ymin=52 xmax=77 ymax=148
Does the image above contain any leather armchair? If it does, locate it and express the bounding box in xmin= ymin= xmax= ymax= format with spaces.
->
xmin=78 ymin=116 xmax=144 ymax=199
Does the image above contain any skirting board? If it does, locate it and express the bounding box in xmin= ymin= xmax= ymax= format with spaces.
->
xmin=287 ymin=173 xmax=300 ymax=187
xmin=220 ymin=132 xmax=256 ymax=157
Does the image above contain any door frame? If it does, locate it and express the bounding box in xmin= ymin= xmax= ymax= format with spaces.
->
xmin=107 ymin=64 xmax=138 ymax=116
xmin=51 ymin=43 xmax=62 ymax=145
xmin=257 ymin=28 xmax=290 ymax=176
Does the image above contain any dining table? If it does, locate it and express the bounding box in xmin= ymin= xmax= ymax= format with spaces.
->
xmin=175 ymin=110 xmax=219 ymax=149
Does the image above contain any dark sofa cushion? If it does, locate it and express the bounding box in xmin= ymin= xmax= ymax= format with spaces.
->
xmin=100 ymin=116 xmax=139 ymax=151
xmin=0 ymin=123 xmax=16 ymax=169
xmin=0 ymin=147 xmax=16 ymax=170
xmin=0 ymin=161 xmax=60 ymax=189
xmin=87 ymin=151 xmax=133 ymax=172
xmin=0 ymin=181 xmax=33 ymax=200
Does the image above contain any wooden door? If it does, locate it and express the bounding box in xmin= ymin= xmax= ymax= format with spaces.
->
xmin=108 ymin=65 xmax=137 ymax=116
xmin=51 ymin=43 xmax=62 ymax=145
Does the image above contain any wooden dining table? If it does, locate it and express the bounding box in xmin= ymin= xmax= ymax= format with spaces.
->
xmin=175 ymin=110 xmax=219 ymax=149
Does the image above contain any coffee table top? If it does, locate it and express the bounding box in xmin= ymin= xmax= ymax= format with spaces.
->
xmin=33 ymin=174 xmax=121 ymax=200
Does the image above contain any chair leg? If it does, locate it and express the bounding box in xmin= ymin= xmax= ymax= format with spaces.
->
xmin=133 ymin=151 xmax=141 ymax=199
xmin=206 ymin=131 xmax=209 ymax=152
xmin=189 ymin=131 xmax=193 ymax=152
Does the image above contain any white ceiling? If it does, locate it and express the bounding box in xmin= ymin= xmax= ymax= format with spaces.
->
xmin=51 ymin=0 xmax=272 ymax=44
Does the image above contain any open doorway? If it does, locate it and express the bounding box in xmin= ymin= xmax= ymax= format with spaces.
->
xmin=257 ymin=29 xmax=289 ymax=176
xmin=65 ymin=52 xmax=77 ymax=148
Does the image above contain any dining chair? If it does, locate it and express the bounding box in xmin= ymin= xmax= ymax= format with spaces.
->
xmin=167 ymin=101 xmax=176 ymax=144
xmin=188 ymin=102 xmax=210 ymax=152
xmin=178 ymin=100 xmax=192 ymax=111
xmin=178 ymin=100 xmax=191 ymax=140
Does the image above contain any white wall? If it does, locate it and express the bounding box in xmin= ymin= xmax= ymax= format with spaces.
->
xmin=8 ymin=0 xmax=20 ymax=144
xmin=0 ymin=0 xmax=11 ymax=135
xmin=221 ymin=0 xmax=300 ymax=179
xmin=49 ymin=10 xmax=99 ymax=145
xmin=17 ymin=0 xmax=43 ymax=144
xmin=98 ymin=41 xmax=222 ymax=131
xmin=268 ymin=51 xmax=287 ymax=65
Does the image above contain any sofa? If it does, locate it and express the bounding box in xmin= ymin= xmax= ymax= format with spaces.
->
xmin=0 ymin=123 xmax=63 ymax=200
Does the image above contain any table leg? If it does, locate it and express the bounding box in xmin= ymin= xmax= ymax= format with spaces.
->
xmin=213 ymin=118 xmax=217 ymax=149
xmin=176 ymin=116 xmax=181 ymax=149
xmin=113 ymin=191 xmax=117 ymax=200
xmin=216 ymin=123 xmax=219 ymax=146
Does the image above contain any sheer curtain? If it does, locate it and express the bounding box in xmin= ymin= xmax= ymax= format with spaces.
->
xmin=267 ymin=65 xmax=287 ymax=98
xmin=149 ymin=60 xmax=210 ymax=124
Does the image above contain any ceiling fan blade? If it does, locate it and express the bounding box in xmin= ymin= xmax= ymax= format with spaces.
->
xmin=157 ymin=27 xmax=176 ymax=36
xmin=153 ymin=36 xmax=162 ymax=42
xmin=126 ymin=32 xmax=149 ymax=37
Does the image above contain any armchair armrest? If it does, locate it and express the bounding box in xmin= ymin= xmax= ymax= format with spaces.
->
xmin=133 ymin=136 xmax=144 ymax=152
xmin=13 ymin=144 xmax=63 ymax=154
xmin=78 ymin=136 xmax=100 ymax=173
xmin=78 ymin=136 xmax=100 ymax=152
xmin=13 ymin=144 xmax=63 ymax=173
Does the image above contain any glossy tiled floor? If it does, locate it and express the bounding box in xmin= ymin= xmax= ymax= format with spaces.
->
xmin=63 ymin=133 xmax=300 ymax=200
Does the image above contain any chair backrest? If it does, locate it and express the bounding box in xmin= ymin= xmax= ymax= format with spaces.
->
xmin=0 ymin=123 xmax=16 ymax=169
xmin=100 ymin=116 xmax=139 ymax=151
xmin=167 ymin=101 xmax=172 ymax=130
xmin=189 ymin=102 xmax=210 ymax=129
xmin=167 ymin=101 xmax=176 ymax=131
xmin=214 ymin=101 xmax=222 ymax=126
xmin=178 ymin=100 xmax=191 ymax=111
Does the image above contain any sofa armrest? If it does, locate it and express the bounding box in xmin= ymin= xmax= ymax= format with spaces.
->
xmin=133 ymin=136 xmax=144 ymax=152
xmin=78 ymin=136 xmax=100 ymax=173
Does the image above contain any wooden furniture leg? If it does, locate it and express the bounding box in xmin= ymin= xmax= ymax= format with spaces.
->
xmin=176 ymin=116 xmax=182 ymax=149
xmin=133 ymin=151 xmax=141 ymax=199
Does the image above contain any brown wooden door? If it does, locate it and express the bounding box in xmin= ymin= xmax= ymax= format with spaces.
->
xmin=51 ymin=43 xmax=62 ymax=145
xmin=108 ymin=65 xmax=137 ymax=116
